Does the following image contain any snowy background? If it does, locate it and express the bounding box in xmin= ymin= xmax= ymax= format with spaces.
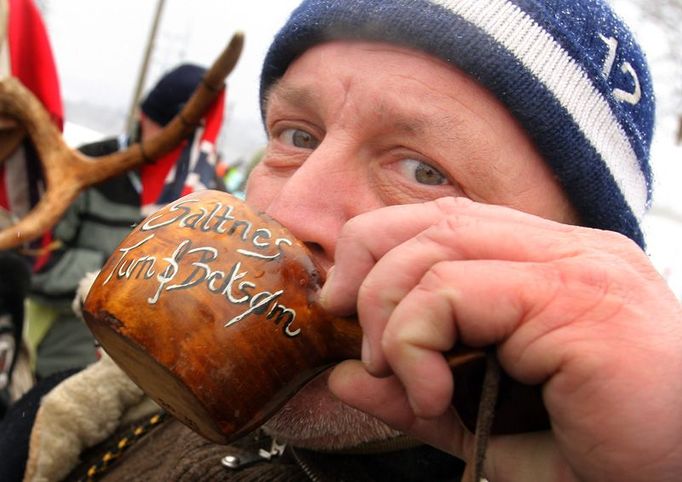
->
xmin=36 ymin=0 xmax=682 ymax=297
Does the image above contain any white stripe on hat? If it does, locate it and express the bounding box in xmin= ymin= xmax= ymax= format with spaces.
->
xmin=432 ymin=0 xmax=648 ymax=220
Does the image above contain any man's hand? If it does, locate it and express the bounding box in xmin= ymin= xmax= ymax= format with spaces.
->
xmin=321 ymin=197 xmax=682 ymax=481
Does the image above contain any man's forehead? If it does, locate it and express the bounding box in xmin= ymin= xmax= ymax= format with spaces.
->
xmin=264 ymin=40 xmax=513 ymax=124
xmin=263 ymin=71 xmax=470 ymax=138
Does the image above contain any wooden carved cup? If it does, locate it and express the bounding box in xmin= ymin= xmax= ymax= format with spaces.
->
xmin=83 ymin=190 xmax=548 ymax=445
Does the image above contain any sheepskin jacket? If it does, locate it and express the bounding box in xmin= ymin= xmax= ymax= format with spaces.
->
xmin=5 ymin=354 xmax=464 ymax=482
xmin=63 ymin=418 xmax=464 ymax=482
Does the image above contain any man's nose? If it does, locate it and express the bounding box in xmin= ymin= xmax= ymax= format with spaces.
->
xmin=264 ymin=146 xmax=373 ymax=263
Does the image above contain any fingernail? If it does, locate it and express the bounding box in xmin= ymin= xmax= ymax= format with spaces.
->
xmin=361 ymin=335 xmax=371 ymax=366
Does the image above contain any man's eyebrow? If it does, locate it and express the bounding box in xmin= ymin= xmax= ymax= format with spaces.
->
xmin=374 ymin=102 xmax=463 ymax=138
xmin=263 ymin=81 xmax=319 ymax=111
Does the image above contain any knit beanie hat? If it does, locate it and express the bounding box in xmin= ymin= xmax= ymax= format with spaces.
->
xmin=260 ymin=0 xmax=655 ymax=247
xmin=141 ymin=63 xmax=206 ymax=127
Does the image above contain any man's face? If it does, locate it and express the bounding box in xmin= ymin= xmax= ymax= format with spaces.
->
xmin=246 ymin=41 xmax=576 ymax=449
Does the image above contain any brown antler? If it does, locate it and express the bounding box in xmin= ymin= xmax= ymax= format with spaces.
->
xmin=0 ymin=32 xmax=244 ymax=250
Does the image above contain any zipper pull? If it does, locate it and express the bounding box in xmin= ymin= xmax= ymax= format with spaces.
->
xmin=221 ymin=438 xmax=287 ymax=470
xmin=258 ymin=439 xmax=286 ymax=460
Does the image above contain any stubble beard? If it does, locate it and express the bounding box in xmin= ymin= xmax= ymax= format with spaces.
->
xmin=262 ymin=370 xmax=402 ymax=450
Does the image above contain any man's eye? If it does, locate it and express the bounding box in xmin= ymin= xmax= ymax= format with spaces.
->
xmin=398 ymin=159 xmax=448 ymax=186
xmin=279 ymin=128 xmax=320 ymax=149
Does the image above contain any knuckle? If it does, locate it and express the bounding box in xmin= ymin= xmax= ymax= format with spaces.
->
xmin=422 ymin=262 xmax=454 ymax=288
xmin=381 ymin=323 xmax=411 ymax=362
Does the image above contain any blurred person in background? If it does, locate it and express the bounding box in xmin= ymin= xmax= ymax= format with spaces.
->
xmin=0 ymin=0 xmax=63 ymax=414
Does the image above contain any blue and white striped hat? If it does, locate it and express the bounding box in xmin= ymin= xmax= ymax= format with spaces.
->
xmin=260 ymin=0 xmax=655 ymax=247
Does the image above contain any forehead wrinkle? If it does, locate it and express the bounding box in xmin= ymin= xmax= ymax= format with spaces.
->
xmin=370 ymin=72 xmax=473 ymax=141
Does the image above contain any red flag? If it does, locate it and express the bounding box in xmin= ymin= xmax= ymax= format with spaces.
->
xmin=6 ymin=0 xmax=63 ymax=127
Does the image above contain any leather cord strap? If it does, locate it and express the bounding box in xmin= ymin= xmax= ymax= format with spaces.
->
xmin=464 ymin=349 xmax=500 ymax=482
